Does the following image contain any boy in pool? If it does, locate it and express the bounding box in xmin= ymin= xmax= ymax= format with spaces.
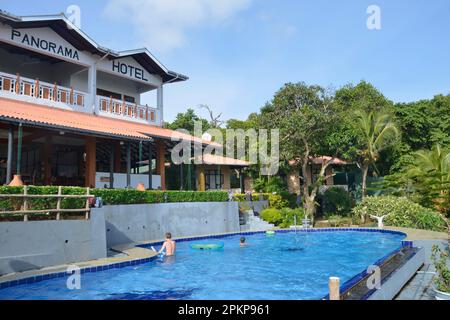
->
xmin=240 ymin=237 xmax=247 ymax=247
xmin=158 ymin=232 xmax=176 ymax=256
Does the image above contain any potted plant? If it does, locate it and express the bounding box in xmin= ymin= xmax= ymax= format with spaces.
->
xmin=431 ymin=245 xmax=450 ymax=300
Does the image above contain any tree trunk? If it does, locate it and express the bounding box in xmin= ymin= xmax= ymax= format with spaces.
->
xmin=361 ymin=163 xmax=369 ymax=200
xmin=360 ymin=163 xmax=369 ymax=224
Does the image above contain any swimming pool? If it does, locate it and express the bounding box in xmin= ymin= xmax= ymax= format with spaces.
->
xmin=0 ymin=230 xmax=405 ymax=300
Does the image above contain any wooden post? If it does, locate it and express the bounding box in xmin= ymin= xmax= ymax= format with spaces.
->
xmin=56 ymin=186 xmax=62 ymax=220
xmin=34 ymin=79 xmax=40 ymax=98
xmin=44 ymin=136 xmax=52 ymax=185
xmin=6 ymin=127 xmax=13 ymax=185
xmin=70 ymin=87 xmax=74 ymax=105
xmin=126 ymin=142 xmax=131 ymax=188
xmin=156 ymin=140 xmax=166 ymax=190
xmin=23 ymin=185 xmax=28 ymax=222
xmin=15 ymin=73 xmax=20 ymax=94
xmin=198 ymin=165 xmax=206 ymax=192
xmin=53 ymin=83 xmax=58 ymax=101
xmin=148 ymin=142 xmax=153 ymax=190
xmin=329 ymin=277 xmax=340 ymax=300
xmin=84 ymin=137 xmax=96 ymax=188
xmin=85 ymin=187 xmax=90 ymax=220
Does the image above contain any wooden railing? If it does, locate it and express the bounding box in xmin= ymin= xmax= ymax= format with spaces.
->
xmin=0 ymin=71 xmax=86 ymax=107
xmin=97 ymin=95 xmax=158 ymax=124
xmin=0 ymin=186 xmax=94 ymax=221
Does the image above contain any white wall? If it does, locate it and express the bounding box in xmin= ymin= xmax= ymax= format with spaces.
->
xmin=96 ymin=202 xmax=240 ymax=248
xmin=0 ymin=211 xmax=107 ymax=275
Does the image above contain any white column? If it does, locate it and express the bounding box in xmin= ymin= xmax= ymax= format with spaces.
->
xmin=157 ymin=85 xmax=164 ymax=125
xmin=88 ymin=64 xmax=97 ymax=114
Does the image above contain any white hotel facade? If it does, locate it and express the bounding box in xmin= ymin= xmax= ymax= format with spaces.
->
xmin=0 ymin=10 xmax=248 ymax=191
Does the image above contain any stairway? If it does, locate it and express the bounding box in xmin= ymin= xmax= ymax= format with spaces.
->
xmin=240 ymin=210 xmax=274 ymax=231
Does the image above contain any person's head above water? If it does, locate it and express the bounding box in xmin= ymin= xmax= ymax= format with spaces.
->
xmin=165 ymin=232 xmax=172 ymax=240
xmin=240 ymin=237 xmax=246 ymax=244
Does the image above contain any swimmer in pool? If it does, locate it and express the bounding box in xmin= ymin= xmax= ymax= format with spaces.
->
xmin=158 ymin=232 xmax=176 ymax=256
xmin=240 ymin=237 xmax=247 ymax=247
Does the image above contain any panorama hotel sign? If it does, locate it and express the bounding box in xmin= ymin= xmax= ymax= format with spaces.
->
xmin=10 ymin=29 xmax=80 ymax=60
xmin=0 ymin=25 xmax=160 ymax=85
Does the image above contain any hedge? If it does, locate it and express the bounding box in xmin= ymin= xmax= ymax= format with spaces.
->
xmin=0 ymin=186 xmax=229 ymax=211
xmin=352 ymin=196 xmax=447 ymax=232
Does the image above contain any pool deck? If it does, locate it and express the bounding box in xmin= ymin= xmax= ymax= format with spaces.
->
xmin=0 ymin=226 xmax=447 ymax=300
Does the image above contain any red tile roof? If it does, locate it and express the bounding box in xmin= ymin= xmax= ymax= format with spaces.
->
xmin=0 ymin=97 xmax=217 ymax=145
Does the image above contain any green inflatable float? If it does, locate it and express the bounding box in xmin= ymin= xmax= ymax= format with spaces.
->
xmin=266 ymin=230 xmax=276 ymax=236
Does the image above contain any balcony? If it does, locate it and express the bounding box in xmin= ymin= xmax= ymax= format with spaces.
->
xmin=0 ymin=71 xmax=86 ymax=112
xmin=96 ymin=96 xmax=160 ymax=126
xmin=0 ymin=71 xmax=161 ymax=126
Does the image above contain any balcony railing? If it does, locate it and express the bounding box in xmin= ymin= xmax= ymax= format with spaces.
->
xmin=0 ymin=71 xmax=160 ymax=126
xmin=97 ymin=96 xmax=159 ymax=125
xmin=0 ymin=72 xmax=86 ymax=108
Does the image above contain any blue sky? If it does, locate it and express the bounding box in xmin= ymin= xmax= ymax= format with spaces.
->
xmin=1 ymin=0 xmax=450 ymax=122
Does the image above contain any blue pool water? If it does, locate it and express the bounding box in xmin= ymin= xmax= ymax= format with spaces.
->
xmin=0 ymin=231 xmax=405 ymax=300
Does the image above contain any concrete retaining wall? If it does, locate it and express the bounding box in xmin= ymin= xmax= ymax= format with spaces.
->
xmin=94 ymin=202 xmax=240 ymax=248
xmin=0 ymin=211 xmax=107 ymax=276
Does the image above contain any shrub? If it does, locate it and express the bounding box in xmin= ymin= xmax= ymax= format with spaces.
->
xmin=0 ymin=186 xmax=229 ymax=212
xmin=260 ymin=208 xmax=282 ymax=225
xmin=352 ymin=196 xmax=447 ymax=232
xmin=431 ymin=245 xmax=450 ymax=293
xmin=279 ymin=208 xmax=305 ymax=228
xmin=322 ymin=187 xmax=352 ymax=216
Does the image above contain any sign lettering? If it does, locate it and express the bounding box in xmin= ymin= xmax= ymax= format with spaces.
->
xmin=11 ymin=29 xmax=80 ymax=61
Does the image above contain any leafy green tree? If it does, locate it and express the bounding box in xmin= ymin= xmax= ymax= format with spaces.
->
xmin=407 ymin=144 xmax=450 ymax=214
xmin=166 ymin=108 xmax=210 ymax=134
xmin=353 ymin=110 xmax=400 ymax=205
xmin=259 ymin=82 xmax=340 ymax=223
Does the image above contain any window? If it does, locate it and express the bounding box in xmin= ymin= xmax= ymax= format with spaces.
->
xmin=97 ymin=88 xmax=121 ymax=100
xmin=205 ymin=169 xmax=224 ymax=190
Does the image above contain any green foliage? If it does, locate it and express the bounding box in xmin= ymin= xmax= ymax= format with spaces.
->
xmin=380 ymin=144 xmax=450 ymax=215
xmin=352 ymin=196 xmax=446 ymax=232
xmin=279 ymin=208 xmax=305 ymax=228
xmin=326 ymin=214 xmax=352 ymax=227
xmin=0 ymin=186 xmax=229 ymax=212
xmin=322 ymin=187 xmax=352 ymax=216
xmin=431 ymin=245 xmax=450 ymax=293
xmin=260 ymin=208 xmax=282 ymax=225
xmin=232 ymin=192 xmax=291 ymax=209
xmin=165 ymin=108 xmax=210 ymax=134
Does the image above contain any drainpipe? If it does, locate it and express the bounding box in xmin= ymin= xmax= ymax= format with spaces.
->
xmin=6 ymin=127 xmax=13 ymax=185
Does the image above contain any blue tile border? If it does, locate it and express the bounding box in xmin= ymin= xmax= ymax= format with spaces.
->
xmin=0 ymin=227 xmax=408 ymax=293
xmin=0 ymin=255 xmax=158 ymax=291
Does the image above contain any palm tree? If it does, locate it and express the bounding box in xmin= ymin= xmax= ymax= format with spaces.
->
xmin=408 ymin=144 xmax=450 ymax=215
xmin=354 ymin=110 xmax=400 ymax=202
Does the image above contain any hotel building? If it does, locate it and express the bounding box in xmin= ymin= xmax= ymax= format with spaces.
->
xmin=0 ymin=11 xmax=248 ymax=191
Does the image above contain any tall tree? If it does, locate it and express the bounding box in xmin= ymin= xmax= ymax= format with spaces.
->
xmin=353 ymin=110 xmax=400 ymax=205
xmin=166 ymin=108 xmax=210 ymax=134
xmin=259 ymin=82 xmax=339 ymax=223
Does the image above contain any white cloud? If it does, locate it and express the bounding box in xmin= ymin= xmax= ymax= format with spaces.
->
xmin=104 ymin=0 xmax=251 ymax=52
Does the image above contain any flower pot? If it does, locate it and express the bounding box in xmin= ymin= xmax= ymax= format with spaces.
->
xmin=8 ymin=174 xmax=23 ymax=186
xmin=433 ymin=287 xmax=450 ymax=300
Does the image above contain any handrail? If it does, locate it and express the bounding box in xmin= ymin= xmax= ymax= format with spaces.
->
xmin=0 ymin=71 xmax=86 ymax=107
xmin=0 ymin=186 xmax=95 ymax=221
xmin=97 ymin=95 xmax=158 ymax=124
